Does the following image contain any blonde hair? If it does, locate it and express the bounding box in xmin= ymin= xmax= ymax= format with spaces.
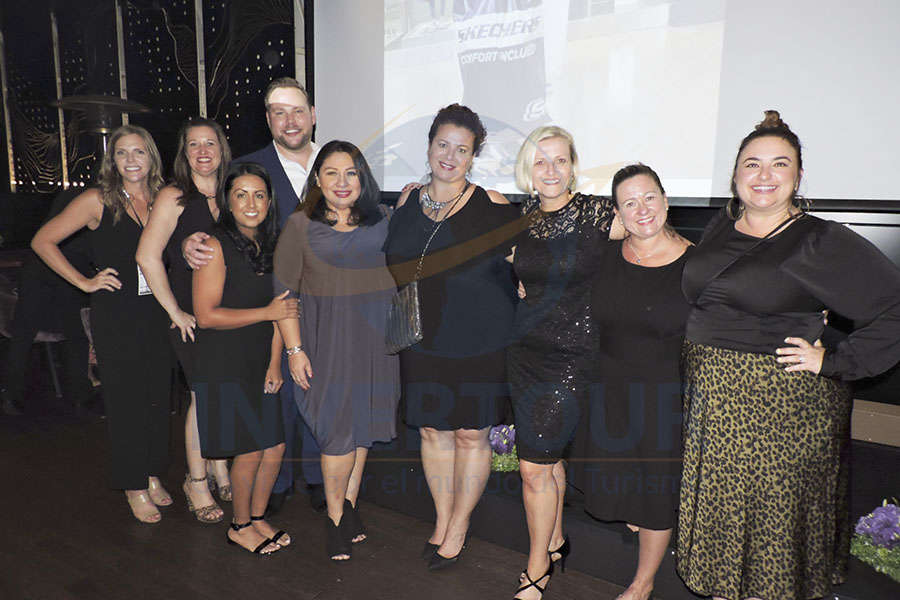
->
xmin=514 ymin=126 xmax=579 ymax=194
xmin=99 ymin=125 xmax=164 ymax=223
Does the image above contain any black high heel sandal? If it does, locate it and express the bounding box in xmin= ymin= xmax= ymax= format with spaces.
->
xmin=549 ymin=535 xmax=570 ymax=573
xmin=226 ymin=521 xmax=279 ymax=555
xmin=326 ymin=514 xmax=352 ymax=561
xmin=343 ymin=499 xmax=366 ymax=543
xmin=514 ymin=560 xmax=554 ymax=599
xmin=251 ymin=514 xmax=290 ymax=547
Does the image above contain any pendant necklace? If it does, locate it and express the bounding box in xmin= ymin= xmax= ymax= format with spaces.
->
xmin=627 ymin=237 xmax=659 ymax=264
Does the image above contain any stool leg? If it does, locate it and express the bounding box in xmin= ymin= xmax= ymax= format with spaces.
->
xmin=45 ymin=342 xmax=63 ymax=399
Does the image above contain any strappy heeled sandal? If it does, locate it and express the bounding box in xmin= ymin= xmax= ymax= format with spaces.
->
xmin=251 ymin=514 xmax=290 ymax=547
xmin=226 ymin=521 xmax=280 ymax=555
xmin=182 ymin=474 xmax=224 ymax=523
xmin=514 ymin=561 xmax=554 ymax=599
xmin=549 ymin=535 xmax=570 ymax=573
xmin=206 ymin=464 xmax=232 ymax=502
xmin=343 ymin=499 xmax=366 ymax=543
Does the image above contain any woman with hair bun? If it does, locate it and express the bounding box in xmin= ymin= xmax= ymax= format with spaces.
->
xmin=677 ymin=110 xmax=900 ymax=600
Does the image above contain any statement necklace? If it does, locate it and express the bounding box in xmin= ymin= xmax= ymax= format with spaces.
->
xmin=421 ymin=182 xmax=469 ymax=216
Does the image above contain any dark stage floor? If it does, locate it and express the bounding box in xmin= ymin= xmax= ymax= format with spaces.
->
xmin=0 ymin=402 xmax=624 ymax=600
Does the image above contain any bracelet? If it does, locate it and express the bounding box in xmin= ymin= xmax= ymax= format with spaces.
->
xmin=285 ymin=345 xmax=304 ymax=356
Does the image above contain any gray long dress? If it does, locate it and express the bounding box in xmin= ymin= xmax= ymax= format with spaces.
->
xmin=273 ymin=211 xmax=400 ymax=456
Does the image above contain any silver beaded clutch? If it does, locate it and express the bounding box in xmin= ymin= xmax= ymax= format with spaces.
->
xmin=385 ymin=280 xmax=422 ymax=355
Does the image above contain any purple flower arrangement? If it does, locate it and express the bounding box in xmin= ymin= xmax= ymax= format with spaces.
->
xmin=850 ymin=499 xmax=900 ymax=582
xmin=489 ymin=424 xmax=519 ymax=472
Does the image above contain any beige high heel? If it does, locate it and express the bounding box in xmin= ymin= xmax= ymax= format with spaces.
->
xmin=125 ymin=490 xmax=161 ymax=524
xmin=147 ymin=476 xmax=173 ymax=506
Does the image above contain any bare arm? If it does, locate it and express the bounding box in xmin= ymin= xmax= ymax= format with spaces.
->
xmin=264 ymin=324 xmax=285 ymax=394
xmin=31 ymin=189 xmax=120 ymax=293
xmin=192 ymin=237 xmax=298 ymax=330
xmin=276 ymin=313 xmax=312 ymax=390
xmin=135 ymin=186 xmax=196 ymax=341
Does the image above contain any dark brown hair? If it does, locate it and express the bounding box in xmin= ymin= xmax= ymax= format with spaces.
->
xmin=172 ymin=117 xmax=231 ymax=204
xmin=728 ymin=110 xmax=805 ymax=219
xmin=427 ymin=103 xmax=487 ymax=157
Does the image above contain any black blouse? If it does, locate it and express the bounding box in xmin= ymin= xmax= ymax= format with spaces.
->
xmin=682 ymin=210 xmax=900 ymax=381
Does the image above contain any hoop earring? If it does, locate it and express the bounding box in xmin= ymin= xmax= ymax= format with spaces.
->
xmin=725 ymin=197 xmax=744 ymax=220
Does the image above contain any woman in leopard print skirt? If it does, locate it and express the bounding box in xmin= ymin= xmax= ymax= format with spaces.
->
xmin=677 ymin=111 xmax=900 ymax=600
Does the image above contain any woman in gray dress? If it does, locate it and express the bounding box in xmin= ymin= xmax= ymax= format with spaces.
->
xmin=273 ymin=140 xmax=400 ymax=561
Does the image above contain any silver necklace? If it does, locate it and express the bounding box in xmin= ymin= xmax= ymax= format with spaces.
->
xmin=421 ymin=182 xmax=468 ymax=215
xmin=627 ymin=237 xmax=660 ymax=264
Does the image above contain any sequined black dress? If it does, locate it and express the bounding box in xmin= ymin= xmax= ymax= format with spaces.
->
xmin=509 ymin=193 xmax=614 ymax=462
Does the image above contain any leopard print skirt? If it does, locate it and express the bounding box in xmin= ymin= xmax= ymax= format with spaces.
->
xmin=676 ymin=341 xmax=851 ymax=600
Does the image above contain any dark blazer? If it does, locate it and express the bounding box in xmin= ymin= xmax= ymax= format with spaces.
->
xmin=234 ymin=143 xmax=302 ymax=229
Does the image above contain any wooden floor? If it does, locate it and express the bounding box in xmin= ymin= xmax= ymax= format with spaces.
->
xmin=0 ymin=409 xmax=626 ymax=600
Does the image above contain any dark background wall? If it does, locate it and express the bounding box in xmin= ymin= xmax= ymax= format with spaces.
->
xmin=0 ymin=0 xmax=303 ymax=196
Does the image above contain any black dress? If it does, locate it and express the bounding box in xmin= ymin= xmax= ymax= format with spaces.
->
xmin=677 ymin=211 xmax=900 ymax=600
xmin=192 ymin=231 xmax=284 ymax=458
xmin=90 ymin=205 xmax=172 ymax=490
xmin=384 ymin=187 xmax=521 ymax=430
xmin=570 ymin=241 xmax=691 ymax=531
xmin=164 ymin=190 xmax=215 ymax=384
xmin=509 ymin=193 xmax=614 ymax=463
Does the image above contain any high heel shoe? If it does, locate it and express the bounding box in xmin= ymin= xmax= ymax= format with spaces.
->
xmin=206 ymin=464 xmax=232 ymax=502
xmin=251 ymin=514 xmax=290 ymax=547
xmin=182 ymin=474 xmax=224 ymax=523
xmin=548 ymin=535 xmax=570 ymax=573
xmin=125 ymin=491 xmax=161 ymax=524
xmin=226 ymin=521 xmax=280 ymax=555
xmin=343 ymin=499 xmax=366 ymax=543
xmin=421 ymin=541 xmax=440 ymax=560
xmin=514 ymin=560 xmax=554 ymax=599
xmin=326 ymin=514 xmax=352 ymax=561
xmin=427 ymin=538 xmax=467 ymax=571
xmin=147 ymin=476 xmax=173 ymax=507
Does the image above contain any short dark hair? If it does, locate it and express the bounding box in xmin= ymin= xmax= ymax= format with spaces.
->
xmin=611 ymin=163 xmax=666 ymax=207
xmin=172 ymin=117 xmax=231 ymax=204
xmin=301 ymin=140 xmax=383 ymax=227
xmin=728 ymin=110 xmax=805 ymax=219
xmin=427 ymin=103 xmax=487 ymax=156
xmin=215 ymin=162 xmax=279 ymax=274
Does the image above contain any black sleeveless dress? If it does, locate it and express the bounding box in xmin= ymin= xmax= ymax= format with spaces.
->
xmin=90 ymin=205 xmax=173 ymax=490
xmin=383 ymin=187 xmax=521 ymax=430
xmin=509 ymin=193 xmax=614 ymax=463
xmin=164 ymin=190 xmax=216 ymax=384
xmin=192 ymin=230 xmax=284 ymax=458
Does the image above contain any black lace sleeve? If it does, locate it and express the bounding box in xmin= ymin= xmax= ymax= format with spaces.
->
xmin=580 ymin=194 xmax=615 ymax=232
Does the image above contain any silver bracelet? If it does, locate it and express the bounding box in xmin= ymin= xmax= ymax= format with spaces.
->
xmin=285 ymin=345 xmax=304 ymax=356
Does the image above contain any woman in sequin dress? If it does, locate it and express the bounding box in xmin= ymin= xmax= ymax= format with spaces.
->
xmin=508 ymin=126 xmax=619 ymax=599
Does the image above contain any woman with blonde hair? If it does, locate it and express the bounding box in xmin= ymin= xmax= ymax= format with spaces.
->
xmin=33 ymin=125 xmax=174 ymax=523
xmin=508 ymin=125 xmax=621 ymax=599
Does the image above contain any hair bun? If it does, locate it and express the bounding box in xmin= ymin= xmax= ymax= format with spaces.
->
xmin=756 ymin=110 xmax=787 ymax=131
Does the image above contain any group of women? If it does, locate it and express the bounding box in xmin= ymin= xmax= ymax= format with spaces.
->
xmin=30 ymin=102 xmax=900 ymax=600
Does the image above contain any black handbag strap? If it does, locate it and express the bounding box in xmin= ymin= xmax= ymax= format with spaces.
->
xmin=706 ymin=211 xmax=805 ymax=284
xmin=413 ymin=183 xmax=470 ymax=282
